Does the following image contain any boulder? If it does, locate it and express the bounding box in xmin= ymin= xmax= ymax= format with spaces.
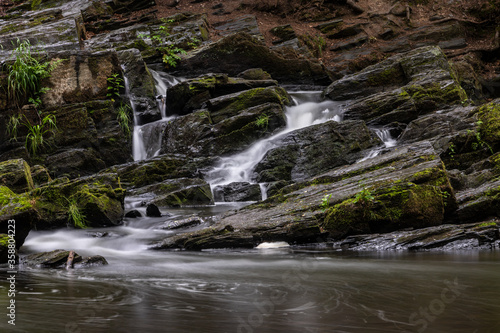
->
xmin=213 ymin=182 xmax=261 ymax=202
xmin=146 ymin=203 xmax=162 ymax=217
xmin=160 ymin=216 xmax=204 ymax=230
xmin=171 ymin=32 xmax=332 ymax=86
xmin=154 ymin=141 xmax=456 ymax=250
xmin=32 ymin=173 xmax=125 ymax=229
xmin=132 ymin=178 xmax=214 ymax=207
xmin=0 ymin=159 xmax=34 ymax=193
xmin=21 ymin=249 xmax=108 ymax=268
xmin=324 ymin=46 xmax=467 ymax=126
xmin=254 ymin=120 xmax=382 ymax=182
xmin=165 ymin=73 xmax=279 ymax=116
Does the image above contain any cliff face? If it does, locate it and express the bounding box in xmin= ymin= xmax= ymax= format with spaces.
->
xmin=0 ymin=0 xmax=500 ymax=258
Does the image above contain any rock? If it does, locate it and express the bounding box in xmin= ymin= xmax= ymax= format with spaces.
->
xmin=42 ymin=50 xmax=122 ymax=107
xmin=212 ymin=15 xmax=262 ymax=39
xmin=160 ymin=216 xmax=204 ymax=230
xmin=270 ymin=24 xmax=296 ymax=43
xmin=0 ymin=233 xmax=15 ymax=264
xmin=408 ymin=21 xmax=464 ymax=42
xmin=21 ymin=249 xmax=108 ymax=268
xmin=0 ymin=186 xmax=37 ymax=249
xmin=438 ymin=38 xmax=467 ymax=50
xmin=336 ymin=222 xmax=499 ymax=251
xmin=213 ymin=182 xmax=261 ymax=202
xmin=118 ymin=48 xmax=159 ymax=125
xmin=171 ymin=32 xmax=332 ymax=86
xmin=237 ymin=68 xmax=272 ymax=81
xmin=325 ymin=46 xmax=467 ymax=126
xmin=326 ymin=23 xmax=364 ymax=39
xmin=146 ymin=203 xmax=162 ymax=217
xmin=30 ymin=165 xmax=52 ymax=187
xmin=0 ymin=159 xmax=34 ymax=193
xmin=456 ymin=179 xmax=500 ymax=223
xmin=45 ymin=148 xmax=106 ymax=179
xmin=161 ymin=92 xmax=288 ymax=158
xmin=125 ymin=210 xmax=142 ymax=218
xmin=32 ymin=173 xmax=125 ymax=229
xmin=133 ymin=178 xmax=214 ymax=207
xmin=165 ymin=73 xmax=279 ymax=116
xmin=154 ymin=140 xmax=456 ymax=250
xmin=314 ymin=19 xmax=343 ymax=34
xmin=390 ymin=2 xmax=407 ymax=17
xmin=255 ymin=120 xmax=382 ymax=182
xmin=330 ymin=34 xmax=368 ymax=51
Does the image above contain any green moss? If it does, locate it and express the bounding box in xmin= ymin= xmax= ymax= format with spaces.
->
xmin=477 ymin=101 xmax=500 ymax=148
xmin=403 ymin=82 xmax=467 ymax=106
xmin=367 ymin=66 xmax=401 ymax=86
xmin=0 ymin=234 xmax=10 ymax=248
xmin=475 ymin=221 xmax=497 ymax=228
xmin=0 ymin=186 xmax=34 ymax=216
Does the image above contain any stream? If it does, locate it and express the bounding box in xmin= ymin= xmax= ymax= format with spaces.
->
xmin=2 ymin=74 xmax=499 ymax=333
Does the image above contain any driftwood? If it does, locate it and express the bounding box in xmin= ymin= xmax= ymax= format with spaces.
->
xmin=66 ymin=251 xmax=75 ymax=269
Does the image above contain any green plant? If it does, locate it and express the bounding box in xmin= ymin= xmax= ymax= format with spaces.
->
xmin=25 ymin=114 xmax=57 ymax=156
xmin=256 ymin=114 xmax=269 ymax=129
xmin=107 ymin=73 xmax=124 ymax=101
xmin=448 ymin=142 xmax=456 ymax=159
xmin=67 ymin=198 xmax=87 ymax=229
xmin=7 ymin=114 xmax=21 ymax=142
xmin=116 ymin=103 xmax=131 ymax=136
xmin=467 ymin=120 xmax=494 ymax=154
xmin=161 ymin=44 xmax=186 ymax=68
xmin=320 ymin=194 xmax=332 ymax=212
xmin=6 ymin=39 xmax=60 ymax=107
xmin=353 ymin=184 xmax=374 ymax=204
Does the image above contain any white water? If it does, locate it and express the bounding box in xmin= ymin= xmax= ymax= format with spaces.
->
xmin=358 ymin=128 xmax=397 ymax=162
xmin=205 ymin=92 xmax=348 ymax=188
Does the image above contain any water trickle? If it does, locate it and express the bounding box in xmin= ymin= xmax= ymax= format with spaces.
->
xmin=358 ymin=128 xmax=397 ymax=162
xmin=150 ymin=68 xmax=180 ymax=119
xmin=205 ymin=91 xmax=348 ymax=195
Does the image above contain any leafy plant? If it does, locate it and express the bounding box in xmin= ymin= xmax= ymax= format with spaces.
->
xmin=7 ymin=114 xmax=21 ymax=142
xmin=353 ymin=184 xmax=374 ymax=204
xmin=256 ymin=114 xmax=269 ymax=129
xmin=116 ymin=103 xmax=131 ymax=136
xmin=107 ymin=73 xmax=124 ymax=101
xmin=320 ymin=194 xmax=332 ymax=212
xmin=161 ymin=44 xmax=186 ymax=68
xmin=25 ymin=114 xmax=57 ymax=156
xmin=6 ymin=38 xmax=60 ymax=107
xmin=467 ymin=120 xmax=494 ymax=154
xmin=67 ymin=198 xmax=87 ymax=229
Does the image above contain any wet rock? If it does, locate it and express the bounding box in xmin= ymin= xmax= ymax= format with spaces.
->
xmin=270 ymin=24 xmax=296 ymax=43
xmin=330 ymin=34 xmax=368 ymax=51
xmin=213 ymin=182 xmax=261 ymax=202
xmin=165 ymin=73 xmax=278 ymax=116
xmin=146 ymin=203 xmax=162 ymax=217
xmin=337 ymin=222 xmax=499 ymax=251
xmin=160 ymin=99 xmax=287 ymax=158
xmin=0 ymin=233 xmax=16 ymax=264
xmin=30 ymin=165 xmax=52 ymax=187
xmin=0 ymin=186 xmax=37 ymax=249
xmin=237 ymin=68 xmax=272 ymax=81
xmin=160 ymin=216 xmax=204 ymax=230
xmin=32 ymin=173 xmax=125 ymax=229
xmin=327 ymin=23 xmax=364 ymax=39
xmin=157 ymin=141 xmax=456 ymax=250
xmin=326 ymin=46 xmax=467 ymax=126
xmin=45 ymin=148 xmax=106 ymax=179
xmin=125 ymin=210 xmax=142 ymax=218
xmin=171 ymin=32 xmax=332 ymax=86
xmin=133 ymin=178 xmax=214 ymax=207
xmin=0 ymin=159 xmax=34 ymax=193
xmin=21 ymin=249 xmax=108 ymax=268
xmin=255 ymin=120 xmax=382 ymax=182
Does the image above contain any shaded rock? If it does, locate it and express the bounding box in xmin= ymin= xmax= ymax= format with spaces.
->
xmin=155 ymin=141 xmax=456 ymax=250
xmin=133 ymin=178 xmax=214 ymax=207
xmin=212 ymin=14 xmax=262 ymax=39
xmin=118 ymin=48 xmax=159 ymax=125
xmin=21 ymin=249 xmax=108 ymax=268
xmin=125 ymin=210 xmax=142 ymax=218
xmin=45 ymin=148 xmax=106 ymax=179
xmin=314 ymin=19 xmax=343 ymax=34
xmin=32 ymin=173 xmax=125 ymax=229
xmin=255 ymin=120 xmax=382 ymax=182
xmin=146 ymin=203 xmax=162 ymax=217
xmin=213 ymin=182 xmax=261 ymax=202
xmin=171 ymin=32 xmax=332 ymax=86
xmin=30 ymin=165 xmax=52 ymax=187
xmin=270 ymin=24 xmax=296 ymax=43
xmin=237 ymin=68 xmax=272 ymax=81
xmin=0 ymin=233 xmax=16 ymax=264
xmin=0 ymin=158 xmax=34 ymax=193
xmin=438 ymin=38 xmax=467 ymax=50
xmin=0 ymin=186 xmax=37 ymax=249
xmin=327 ymin=23 xmax=364 ymax=39
xmin=456 ymin=179 xmax=500 ymax=223
xmin=161 ymin=96 xmax=288 ymax=158
xmin=325 ymin=46 xmax=467 ymax=126
xmin=160 ymin=216 xmax=204 ymax=230
xmin=165 ymin=73 xmax=278 ymax=116
xmin=330 ymin=34 xmax=368 ymax=51
xmin=409 ymin=21 xmax=464 ymax=42
xmin=337 ymin=222 xmax=499 ymax=251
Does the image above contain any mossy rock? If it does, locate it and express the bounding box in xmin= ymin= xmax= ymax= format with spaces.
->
xmin=323 ymin=183 xmax=446 ymax=238
xmin=0 ymin=159 xmax=34 ymax=194
xmin=32 ymin=173 xmax=125 ymax=229
xmin=476 ymin=99 xmax=500 ymax=151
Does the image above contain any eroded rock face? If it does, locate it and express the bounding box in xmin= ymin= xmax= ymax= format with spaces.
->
xmin=0 ymin=159 xmax=34 ymax=193
xmin=152 ymin=141 xmax=456 ymax=250
xmin=21 ymin=249 xmax=108 ymax=268
xmin=324 ymin=46 xmax=467 ymax=126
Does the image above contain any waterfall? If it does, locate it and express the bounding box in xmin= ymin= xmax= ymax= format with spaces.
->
xmin=149 ymin=69 xmax=180 ymax=119
xmin=205 ymin=91 xmax=348 ymax=192
xmin=122 ymin=73 xmax=148 ymax=161
xmin=358 ymin=128 xmax=397 ymax=162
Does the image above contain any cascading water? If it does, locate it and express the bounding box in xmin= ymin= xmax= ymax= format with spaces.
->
xmin=358 ymin=128 xmax=397 ymax=162
xmin=204 ymin=91 xmax=348 ymax=200
xmin=126 ymin=68 xmax=180 ymax=161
